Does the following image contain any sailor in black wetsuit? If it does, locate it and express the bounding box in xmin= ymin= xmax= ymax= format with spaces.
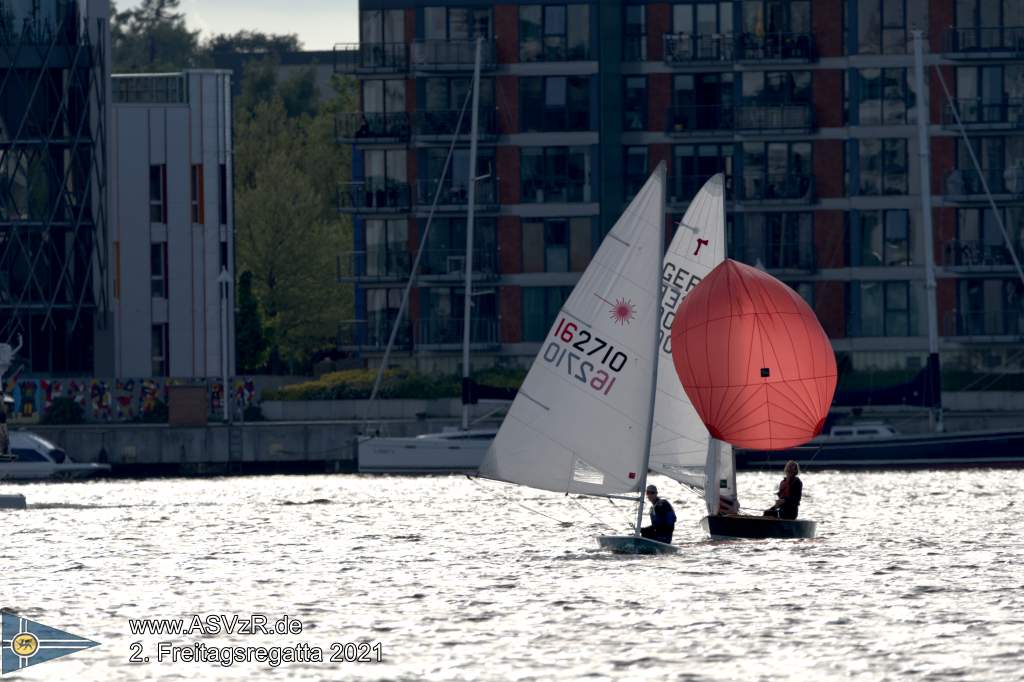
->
xmin=763 ymin=460 xmax=803 ymax=520
xmin=640 ymin=484 xmax=676 ymax=543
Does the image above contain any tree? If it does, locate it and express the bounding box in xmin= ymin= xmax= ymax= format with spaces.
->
xmin=235 ymin=271 xmax=269 ymax=373
xmin=207 ymin=30 xmax=302 ymax=55
xmin=111 ymin=0 xmax=204 ymax=72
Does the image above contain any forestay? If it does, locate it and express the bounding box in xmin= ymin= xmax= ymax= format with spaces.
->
xmin=478 ymin=166 xmax=666 ymax=496
xmin=649 ymin=174 xmax=728 ymax=489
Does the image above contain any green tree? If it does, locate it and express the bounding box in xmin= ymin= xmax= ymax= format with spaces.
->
xmin=207 ymin=30 xmax=302 ymax=55
xmin=235 ymin=270 xmax=269 ymax=373
xmin=111 ymin=0 xmax=204 ymax=72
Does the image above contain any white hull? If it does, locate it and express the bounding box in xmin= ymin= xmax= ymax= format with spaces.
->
xmin=357 ymin=435 xmax=491 ymax=473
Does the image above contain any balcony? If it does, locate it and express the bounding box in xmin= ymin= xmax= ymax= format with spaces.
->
xmin=333 ymin=42 xmax=408 ymax=73
xmin=738 ymin=173 xmax=815 ymax=204
xmin=337 ymin=318 xmax=412 ymax=353
xmin=735 ymin=32 xmax=816 ymax=62
xmin=337 ymin=251 xmax=412 ymax=283
xmin=942 ymin=239 xmax=1024 ymax=270
xmin=735 ymin=103 xmax=815 ymax=133
xmin=941 ymin=99 xmax=1024 ymax=130
xmin=419 ymin=249 xmax=499 ymax=281
xmin=943 ymin=27 xmax=1024 ymax=58
xmin=412 ymin=108 xmax=499 ymax=140
xmin=670 ymin=174 xmax=734 ymax=205
xmin=415 ymin=178 xmax=499 ymax=212
xmin=735 ymin=241 xmax=816 ymax=272
xmin=415 ymin=317 xmax=500 ymax=349
xmin=663 ymin=33 xmax=734 ymax=64
xmin=666 ymin=105 xmax=735 ymax=136
xmin=335 ymin=112 xmax=410 ymax=143
xmin=944 ymin=167 xmax=1024 ymax=202
xmin=943 ymin=310 xmax=1024 ymax=339
xmin=411 ymin=39 xmax=496 ymax=71
xmin=338 ymin=181 xmax=412 ymax=213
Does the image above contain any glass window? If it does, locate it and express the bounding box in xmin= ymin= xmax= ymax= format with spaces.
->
xmin=859 ymin=0 xmax=905 ymax=54
xmin=625 ymin=6 xmax=646 ymax=60
xmin=523 ymin=287 xmax=574 ymax=341
xmin=519 ymin=6 xmax=542 ymax=61
xmin=857 ymin=68 xmax=907 ymax=125
xmin=522 ymin=218 xmax=591 ymax=273
xmin=624 ymin=147 xmax=648 ymax=201
xmin=149 ymin=164 xmax=166 ymax=223
xmin=672 ymin=143 xmax=733 ymax=202
xmin=150 ymin=243 xmax=167 ymax=297
xmin=850 ymin=281 xmax=912 ymax=336
xmin=218 ymin=163 xmax=228 ymax=225
xmin=624 ymin=77 xmax=647 ymax=130
xmin=567 ymin=5 xmax=590 ymax=59
xmin=190 ymin=164 xmax=204 ymax=223
xmin=858 ymin=139 xmax=907 ymax=195
xmin=858 ymin=210 xmax=911 ymax=266
xmin=545 ymin=219 xmax=570 ymax=272
xmin=362 ymin=9 xmax=404 ymax=43
xmin=521 ymin=147 xmax=591 ymax=203
xmin=520 ymin=4 xmax=589 ymax=61
xmin=520 ymin=77 xmax=591 ymax=132
xmin=151 ymin=324 xmax=168 ymax=376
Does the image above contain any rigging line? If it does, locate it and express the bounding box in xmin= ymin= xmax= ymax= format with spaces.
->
xmin=465 ymin=475 xmax=572 ymax=527
xmin=565 ymin=494 xmax=617 ymax=533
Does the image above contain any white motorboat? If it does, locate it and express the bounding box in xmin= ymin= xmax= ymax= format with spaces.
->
xmin=0 ymin=431 xmax=111 ymax=481
xmin=358 ymin=428 xmax=496 ymax=473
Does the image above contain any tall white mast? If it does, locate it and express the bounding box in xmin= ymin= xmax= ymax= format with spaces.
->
xmin=912 ymin=30 xmax=943 ymax=432
xmin=460 ymin=37 xmax=483 ymax=431
xmin=632 ymin=163 xmax=667 ymax=535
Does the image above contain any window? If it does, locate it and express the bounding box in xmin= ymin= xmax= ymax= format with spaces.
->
xmin=364 ymin=149 xmax=407 ymax=184
xmin=152 ymin=324 xmax=169 ymax=376
xmin=736 ymin=213 xmax=813 ymax=269
xmin=520 ymin=76 xmax=590 ymax=132
xmin=523 ymin=287 xmax=573 ymax=341
xmin=421 ymin=287 xmax=497 ymax=344
xmin=624 ymin=147 xmax=648 ymax=201
xmin=673 ymin=144 xmax=733 ymax=202
xmin=519 ymin=4 xmax=590 ymax=61
xmin=522 ymin=218 xmax=592 ymax=273
xmin=742 ymin=71 xmax=811 ymax=103
xmin=362 ymin=79 xmax=405 ymax=114
xmin=856 ymin=210 xmax=911 ymax=266
xmin=624 ymin=5 xmax=646 ymax=60
xmin=422 ymin=218 xmax=496 ymax=275
xmin=670 ymin=72 xmax=734 ymax=131
xmin=360 ymin=9 xmax=404 ymax=43
xmin=424 ymin=77 xmax=494 ymax=112
xmin=220 ymin=241 xmax=229 ymax=270
xmin=858 ymin=139 xmax=907 ymax=195
xmin=957 ymin=278 xmax=1024 ymax=335
xmin=365 ymin=219 xmax=409 ymax=277
xmin=742 ymin=141 xmax=811 ymax=199
xmin=851 ymin=281 xmax=911 ymax=336
xmin=366 ymin=288 xmax=408 ymax=346
xmin=190 ymin=164 xmax=204 ymax=223
xmin=149 ymin=164 xmax=166 ymax=223
xmin=855 ymin=68 xmax=908 ymax=125
xmin=218 ymin=163 xmax=228 ymax=225
xmin=150 ymin=243 xmax=167 ymax=298
xmin=951 ymin=207 xmax=1024 ymax=266
xmin=676 ymin=2 xmax=734 ymax=34
xmin=521 ymin=147 xmax=591 ymax=203
xmin=424 ymin=6 xmax=492 ymax=40
xmin=624 ymin=77 xmax=647 ymax=131
xmin=858 ymin=0 xmax=905 ymax=54
xmin=955 ymin=65 xmax=1024 ymax=124
xmin=742 ymin=0 xmax=811 ymax=34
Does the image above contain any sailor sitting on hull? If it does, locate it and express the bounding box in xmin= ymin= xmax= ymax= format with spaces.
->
xmin=640 ymin=485 xmax=676 ymax=543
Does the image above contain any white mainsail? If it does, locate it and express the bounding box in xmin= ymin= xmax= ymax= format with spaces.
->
xmin=478 ymin=165 xmax=667 ymax=496
xmin=649 ymin=174 xmax=728 ymax=490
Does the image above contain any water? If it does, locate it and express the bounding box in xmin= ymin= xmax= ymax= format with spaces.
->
xmin=4 ymin=470 xmax=1023 ymax=681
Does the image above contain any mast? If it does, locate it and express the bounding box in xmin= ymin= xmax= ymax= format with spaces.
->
xmin=911 ymin=30 xmax=943 ymax=432
xmin=460 ymin=36 xmax=482 ymax=431
xmin=632 ymin=162 xmax=667 ymax=535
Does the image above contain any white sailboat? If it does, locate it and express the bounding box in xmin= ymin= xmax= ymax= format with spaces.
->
xmin=479 ymin=163 xmax=674 ymax=553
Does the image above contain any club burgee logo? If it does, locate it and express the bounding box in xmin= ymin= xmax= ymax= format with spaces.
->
xmin=1 ymin=612 xmax=98 ymax=674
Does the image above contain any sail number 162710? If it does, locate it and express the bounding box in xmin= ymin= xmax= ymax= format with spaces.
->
xmin=542 ymin=318 xmax=628 ymax=395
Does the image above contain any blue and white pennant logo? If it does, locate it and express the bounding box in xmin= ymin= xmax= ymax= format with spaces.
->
xmin=1 ymin=612 xmax=98 ymax=674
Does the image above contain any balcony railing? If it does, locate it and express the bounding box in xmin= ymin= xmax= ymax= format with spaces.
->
xmin=334 ymin=42 xmax=408 ymax=73
xmin=663 ymin=33 xmax=734 ymax=64
xmin=415 ymin=178 xmax=499 ymax=211
xmin=335 ymin=112 xmax=410 ymax=142
xmin=415 ymin=317 xmax=500 ymax=348
xmin=739 ymin=173 xmax=815 ymax=203
xmin=419 ymin=249 xmax=499 ymax=279
xmin=735 ymin=241 xmax=816 ymax=271
xmin=735 ymin=103 xmax=815 ymax=132
xmin=337 ymin=251 xmax=412 ymax=283
xmin=941 ymin=99 xmax=1024 ymax=129
xmin=666 ymin=105 xmax=734 ymax=135
xmin=338 ymin=181 xmax=412 ymax=213
xmin=411 ymin=39 xmax=496 ymax=71
xmin=735 ymin=32 xmax=816 ymax=62
xmin=942 ymin=240 xmax=1024 ymax=269
xmin=412 ymin=108 xmax=498 ymax=139
xmin=337 ymin=318 xmax=412 ymax=352
xmin=944 ymin=167 xmax=1024 ymax=199
xmin=943 ymin=26 xmax=1024 ymax=56
xmin=944 ymin=310 xmax=1024 ymax=338
xmin=670 ymin=174 xmax=734 ymax=205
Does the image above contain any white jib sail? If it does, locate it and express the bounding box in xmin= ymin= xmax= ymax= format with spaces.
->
xmin=649 ymin=174 xmax=728 ymax=489
xmin=478 ymin=166 xmax=667 ymax=496
xmin=703 ymin=438 xmax=738 ymax=516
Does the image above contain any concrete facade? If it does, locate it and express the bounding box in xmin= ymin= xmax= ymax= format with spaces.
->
xmin=109 ymin=70 xmax=236 ymax=379
xmin=337 ymin=0 xmax=1024 ymax=381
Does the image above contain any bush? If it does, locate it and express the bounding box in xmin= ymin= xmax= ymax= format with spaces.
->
xmin=41 ymin=397 xmax=85 ymax=425
xmin=263 ymin=367 xmax=528 ymax=401
xmin=138 ymin=399 xmax=169 ymax=424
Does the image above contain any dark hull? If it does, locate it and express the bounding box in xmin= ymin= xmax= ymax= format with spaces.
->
xmin=701 ymin=514 xmax=816 ymax=539
xmin=736 ymin=428 xmax=1024 ymax=470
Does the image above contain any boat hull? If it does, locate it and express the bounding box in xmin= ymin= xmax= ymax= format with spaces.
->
xmin=701 ymin=515 xmax=817 ymax=539
xmin=596 ymin=535 xmax=679 ymax=555
xmin=357 ymin=436 xmax=489 ymax=473
xmin=736 ymin=428 xmax=1024 ymax=470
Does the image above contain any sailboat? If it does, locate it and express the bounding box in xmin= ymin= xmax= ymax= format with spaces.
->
xmin=479 ymin=163 xmax=671 ymax=553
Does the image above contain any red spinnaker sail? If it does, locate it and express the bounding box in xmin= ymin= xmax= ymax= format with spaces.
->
xmin=670 ymin=259 xmax=837 ymax=450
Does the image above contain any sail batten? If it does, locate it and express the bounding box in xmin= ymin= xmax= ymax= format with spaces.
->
xmin=478 ymin=166 xmax=668 ymax=495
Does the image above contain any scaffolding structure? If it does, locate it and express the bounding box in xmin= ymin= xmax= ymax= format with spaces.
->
xmin=0 ymin=0 xmax=107 ymax=374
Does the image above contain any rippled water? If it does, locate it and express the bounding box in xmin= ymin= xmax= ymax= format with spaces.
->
xmin=3 ymin=469 xmax=1023 ymax=681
